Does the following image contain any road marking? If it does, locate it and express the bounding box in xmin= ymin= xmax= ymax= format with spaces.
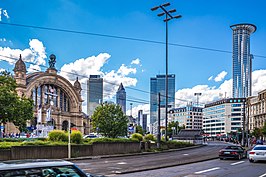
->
xmin=195 ymin=167 xmax=220 ymax=174
xmin=183 ymin=154 xmax=189 ymax=155
xmin=259 ymin=173 xmax=266 ymax=177
xmin=230 ymin=161 xmax=245 ymax=166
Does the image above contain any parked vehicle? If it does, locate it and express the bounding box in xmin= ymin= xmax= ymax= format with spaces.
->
xmin=219 ymin=145 xmax=247 ymax=160
xmin=248 ymin=145 xmax=266 ymax=163
xmin=0 ymin=159 xmax=100 ymax=176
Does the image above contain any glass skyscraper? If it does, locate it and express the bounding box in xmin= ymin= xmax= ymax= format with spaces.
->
xmin=150 ymin=74 xmax=175 ymax=125
xmin=230 ymin=23 xmax=256 ymax=98
xmin=116 ymin=83 xmax=126 ymax=114
xmin=87 ymin=75 xmax=103 ymax=116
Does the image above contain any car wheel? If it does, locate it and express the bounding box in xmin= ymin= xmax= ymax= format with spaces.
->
xmin=237 ymin=154 xmax=241 ymax=160
xmin=249 ymin=159 xmax=254 ymax=163
xmin=220 ymin=158 xmax=223 ymax=160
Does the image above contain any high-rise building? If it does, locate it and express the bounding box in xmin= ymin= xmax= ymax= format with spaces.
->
xmin=87 ymin=75 xmax=103 ymax=116
xmin=231 ymin=23 xmax=256 ymax=98
xmin=150 ymin=74 xmax=175 ymax=127
xmin=116 ymin=83 xmax=126 ymax=114
xmin=138 ymin=110 xmax=147 ymax=132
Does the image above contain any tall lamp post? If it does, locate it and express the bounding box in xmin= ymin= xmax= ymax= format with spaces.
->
xmin=151 ymin=2 xmax=181 ymax=141
xmin=194 ymin=93 xmax=202 ymax=107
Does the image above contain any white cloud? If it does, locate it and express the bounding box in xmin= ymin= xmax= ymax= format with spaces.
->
xmin=117 ymin=64 xmax=136 ymax=76
xmin=0 ymin=39 xmax=47 ymax=69
xmin=0 ymin=68 xmax=5 ymax=72
xmin=214 ymin=71 xmax=227 ymax=82
xmin=59 ymin=53 xmax=138 ymax=114
xmin=208 ymin=76 xmax=213 ymax=81
xmin=131 ymin=58 xmax=140 ymax=65
xmin=252 ymin=70 xmax=266 ymax=95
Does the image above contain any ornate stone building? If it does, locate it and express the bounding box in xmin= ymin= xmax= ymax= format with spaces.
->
xmin=6 ymin=54 xmax=87 ymax=135
xmin=247 ymin=89 xmax=266 ymax=132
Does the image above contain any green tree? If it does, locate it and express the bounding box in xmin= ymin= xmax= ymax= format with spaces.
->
xmin=0 ymin=71 xmax=34 ymax=131
xmin=252 ymin=127 xmax=262 ymax=139
xmin=261 ymin=122 xmax=266 ymax=139
xmin=91 ymin=103 xmax=128 ymax=138
xmin=136 ymin=125 xmax=144 ymax=135
xmin=168 ymin=121 xmax=179 ymax=136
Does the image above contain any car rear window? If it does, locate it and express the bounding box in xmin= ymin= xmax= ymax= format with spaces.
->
xmin=254 ymin=147 xmax=266 ymax=150
xmin=0 ymin=165 xmax=86 ymax=177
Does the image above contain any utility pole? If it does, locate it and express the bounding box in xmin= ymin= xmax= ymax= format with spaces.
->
xmin=242 ymin=99 xmax=246 ymax=147
xmin=157 ymin=93 xmax=161 ymax=148
xmin=151 ymin=2 xmax=181 ymax=141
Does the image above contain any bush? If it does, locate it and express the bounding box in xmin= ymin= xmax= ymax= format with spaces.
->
xmin=131 ymin=133 xmax=143 ymax=142
xmin=71 ymin=131 xmax=83 ymax=144
xmin=144 ymin=134 xmax=155 ymax=141
xmin=48 ymin=130 xmax=68 ymax=142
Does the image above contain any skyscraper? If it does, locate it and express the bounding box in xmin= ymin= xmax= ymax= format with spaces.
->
xmin=150 ymin=74 xmax=175 ymax=125
xmin=87 ymin=75 xmax=103 ymax=116
xmin=116 ymin=83 xmax=126 ymax=114
xmin=231 ymin=23 xmax=256 ymax=98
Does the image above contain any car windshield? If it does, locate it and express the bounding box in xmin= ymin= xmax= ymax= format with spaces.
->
xmin=254 ymin=146 xmax=266 ymax=150
xmin=224 ymin=146 xmax=242 ymax=150
xmin=0 ymin=165 xmax=87 ymax=177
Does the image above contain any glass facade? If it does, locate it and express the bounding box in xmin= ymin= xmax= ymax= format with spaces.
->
xmin=87 ymin=75 xmax=103 ymax=116
xmin=231 ymin=24 xmax=256 ymax=98
xmin=150 ymin=74 xmax=175 ymax=124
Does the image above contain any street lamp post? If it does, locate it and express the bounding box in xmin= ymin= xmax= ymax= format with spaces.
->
xmin=194 ymin=93 xmax=202 ymax=107
xmin=151 ymin=2 xmax=181 ymax=141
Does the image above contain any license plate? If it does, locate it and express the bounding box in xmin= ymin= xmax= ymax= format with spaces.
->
xmin=224 ymin=152 xmax=230 ymax=154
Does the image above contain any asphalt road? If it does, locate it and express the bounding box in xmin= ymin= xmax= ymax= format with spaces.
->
xmin=72 ymin=141 xmax=229 ymax=176
xmin=115 ymin=158 xmax=266 ymax=177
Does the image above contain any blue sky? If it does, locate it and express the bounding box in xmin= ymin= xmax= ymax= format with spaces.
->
xmin=1 ymin=0 xmax=266 ymax=117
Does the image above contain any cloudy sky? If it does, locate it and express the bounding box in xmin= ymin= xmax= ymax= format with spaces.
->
xmin=1 ymin=0 xmax=266 ymax=119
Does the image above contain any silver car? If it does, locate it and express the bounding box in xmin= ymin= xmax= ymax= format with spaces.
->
xmin=0 ymin=159 xmax=101 ymax=177
xmin=248 ymin=145 xmax=266 ymax=163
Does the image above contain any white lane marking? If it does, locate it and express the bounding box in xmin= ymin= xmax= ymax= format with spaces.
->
xmin=195 ymin=167 xmax=220 ymax=174
xmin=230 ymin=161 xmax=245 ymax=166
xmin=183 ymin=154 xmax=189 ymax=155
xmin=117 ymin=162 xmax=127 ymax=165
xmin=259 ymin=173 xmax=266 ymax=177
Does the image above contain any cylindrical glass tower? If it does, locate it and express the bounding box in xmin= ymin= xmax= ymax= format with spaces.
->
xmin=230 ymin=23 xmax=256 ymax=98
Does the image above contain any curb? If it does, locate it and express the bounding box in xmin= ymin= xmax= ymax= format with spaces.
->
xmin=69 ymin=144 xmax=206 ymax=161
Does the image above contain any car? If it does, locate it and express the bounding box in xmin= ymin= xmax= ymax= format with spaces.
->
xmin=0 ymin=159 xmax=100 ymax=177
xmin=248 ymin=145 xmax=266 ymax=163
xmin=219 ymin=145 xmax=247 ymax=160
xmin=83 ymin=134 xmax=98 ymax=139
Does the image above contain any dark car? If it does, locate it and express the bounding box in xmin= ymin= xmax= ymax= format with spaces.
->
xmin=219 ymin=145 xmax=247 ymax=160
xmin=0 ymin=159 xmax=101 ymax=177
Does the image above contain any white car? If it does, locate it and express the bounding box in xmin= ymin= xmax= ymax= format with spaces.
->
xmin=0 ymin=159 xmax=100 ymax=176
xmin=248 ymin=145 xmax=266 ymax=163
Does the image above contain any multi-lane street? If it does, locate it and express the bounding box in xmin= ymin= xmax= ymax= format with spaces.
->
xmin=115 ymin=158 xmax=266 ymax=177
xmin=72 ymin=141 xmax=228 ymax=176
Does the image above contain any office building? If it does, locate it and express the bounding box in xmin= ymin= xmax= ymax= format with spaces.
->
xmin=116 ymin=83 xmax=126 ymax=114
xmin=203 ymin=98 xmax=245 ymax=137
xmin=169 ymin=103 xmax=203 ymax=129
xmin=87 ymin=75 xmax=103 ymax=116
xmin=231 ymin=23 xmax=256 ymax=98
xmin=246 ymin=89 xmax=266 ymax=132
xmin=150 ymin=74 xmax=175 ymax=133
xmin=138 ymin=110 xmax=147 ymax=132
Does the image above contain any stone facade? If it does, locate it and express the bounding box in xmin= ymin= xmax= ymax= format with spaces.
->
xmin=5 ymin=54 xmax=88 ymax=134
xmin=247 ymin=89 xmax=266 ymax=132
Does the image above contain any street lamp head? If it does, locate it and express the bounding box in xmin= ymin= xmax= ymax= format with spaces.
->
xmin=162 ymin=2 xmax=170 ymax=7
xmin=168 ymin=9 xmax=176 ymax=13
xmin=157 ymin=12 xmax=165 ymax=17
xmin=151 ymin=6 xmax=159 ymax=11
xmin=174 ymin=15 xmax=182 ymax=19
xmin=164 ymin=18 xmax=171 ymax=22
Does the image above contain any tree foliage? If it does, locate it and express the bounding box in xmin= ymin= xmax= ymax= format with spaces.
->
xmin=0 ymin=71 xmax=34 ymax=131
xmin=136 ymin=125 xmax=144 ymax=135
xmin=252 ymin=127 xmax=262 ymax=138
xmin=91 ymin=103 xmax=128 ymax=138
xmin=261 ymin=122 xmax=266 ymax=138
